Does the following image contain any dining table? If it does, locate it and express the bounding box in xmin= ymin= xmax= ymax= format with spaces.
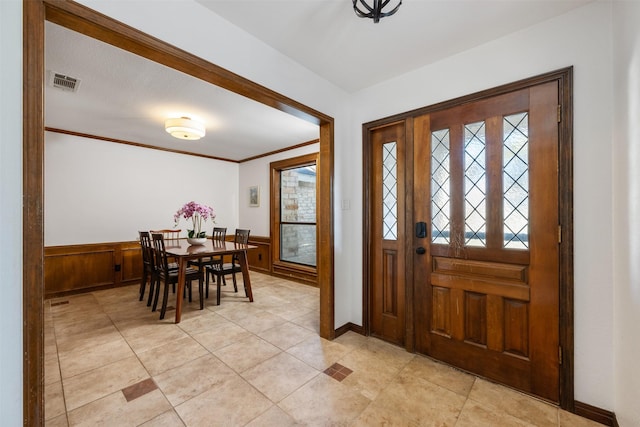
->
xmin=164 ymin=239 xmax=257 ymax=323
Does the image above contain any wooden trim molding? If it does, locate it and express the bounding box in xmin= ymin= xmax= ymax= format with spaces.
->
xmin=574 ymin=401 xmax=618 ymax=427
xmin=25 ymin=1 xmax=335 ymax=424
xmin=23 ymin=1 xmax=46 ymax=424
xmin=270 ymin=152 xmax=320 ymax=287
xmin=335 ymin=322 xmax=366 ymax=338
xmin=45 ymin=127 xmax=320 ymax=164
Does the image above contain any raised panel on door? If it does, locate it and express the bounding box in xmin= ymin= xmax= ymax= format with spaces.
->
xmin=414 ymin=82 xmax=560 ymax=402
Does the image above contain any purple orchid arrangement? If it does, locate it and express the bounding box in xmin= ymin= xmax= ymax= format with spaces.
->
xmin=173 ymin=201 xmax=216 ymax=238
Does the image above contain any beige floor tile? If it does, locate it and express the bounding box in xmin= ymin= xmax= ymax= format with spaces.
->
xmin=45 ymin=413 xmax=69 ymax=427
xmin=55 ymin=324 xmax=122 ymax=355
xmin=245 ymin=405 xmax=303 ymax=427
xmin=67 ymin=389 xmax=171 ymax=427
xmin=363 ymin=374 xmax=467 ymax=427
xmin=263 ymin=301 xmax=316 ymax=321
xmin=45 ymin=380 xmax=66 ymax=421
xmin=338 ymin=345 xmax=412 ymax=400
xmin=398 ymin=355 xmax=475 ymax=397
xmin=137 ymin=335 xmax=209 ymax=376
xmin=58 ymin=336 xmax=135 ymax=379
xmin=119 ymin=322 xmax=189 ymax=353
xmin=351 ymin=402 xmax=420 ymax=426
xmin=456 ymin=398 xmax=533 ymax=426
xmin=469 ymin=378 xmax=559 ymax=427
xmin=228 ymin=308 xmax=288 ymax=334
xmin=257 ymin=321 xmax=317 ymax=350
xmin=62 ymin=355 xmax=149 ymax=411
xmin=286 ymin=335 xmax=352 ymax=370
xmin=333 ymin=330 xmax=370 ymax=350
xmin=290 ymin=310 xmax=320 ymax=332
xmin=45 ymin=355 xmax=62 ymax=385
xmin=559 ymin=409 xmax=604 ymax=426
xmin=190 ymin=321 xmax=253 ymax=352
xmin=53 ymin=313 xmax=114 ymax=338
xmin=139 ymin=410 xmax=186 ymax=426
xmin=279 ymin=374 xmax=372 ymax=426
xmin=175 ymin=310 xmax=227 ymax=335
xmin=153 ymin=354 xmax=237 ymax=406
xmin=213 ymin=335 xmax=281 ymax=373
xmin=175 ymin=376 xmax=273 ymax=426
xmin=242 ymin=352 xmax=319 ymax=402
xmin=212 ymin=301 xmax=264 ymax=323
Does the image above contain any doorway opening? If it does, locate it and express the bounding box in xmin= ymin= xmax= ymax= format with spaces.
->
xmin=23 ymin=1 xmax=335 ymax=424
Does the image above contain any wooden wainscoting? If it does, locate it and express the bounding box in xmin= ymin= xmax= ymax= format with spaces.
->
xmin=245 ymin=236 xmax=271 ymax=273
xmin=45 ymin=235 xmax=314 ymax=298
xmin=44 ymin=241 xmax=142 ymax=298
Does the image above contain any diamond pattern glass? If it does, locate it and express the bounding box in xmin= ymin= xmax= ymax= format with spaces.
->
xmin=431 ymin=129 xmax=450 ymax=244
xmin=503 ymin=112 xmax=529 ymax=249
xmin=464 ymin=121 xmax=487 ymax=247
xmin=382 ymin=142 xmax=398 ymax=240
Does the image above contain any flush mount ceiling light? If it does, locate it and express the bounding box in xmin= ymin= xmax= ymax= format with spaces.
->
xmin=164 ymin=116 xmax=205 ymax=140
xmin=353 ymin=0 xmax=402 ymax=23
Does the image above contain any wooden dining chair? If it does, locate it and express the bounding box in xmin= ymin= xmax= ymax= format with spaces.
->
xmin=138 ymin=231 xmax=154 ymax=304
xmin=205 ymin=228 xmax=250 ymax=305
xmin=188 ymin=227 xmax=227 ymax=299
xmin=150 ymin=233 xmax=204 ymax=319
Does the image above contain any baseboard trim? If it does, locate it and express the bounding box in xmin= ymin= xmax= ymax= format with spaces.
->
xmin=335 ymin=322 xmax=365 ymax=338
xmin=574 ymin=401 xmax=617 ymax=426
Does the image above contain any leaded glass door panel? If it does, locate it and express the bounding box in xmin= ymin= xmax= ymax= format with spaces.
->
xmin=413 ymin=82 xmax=560 ymax=402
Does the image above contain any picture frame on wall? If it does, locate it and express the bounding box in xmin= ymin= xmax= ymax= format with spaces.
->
xmin=249 ymin=185 xmax=260 ymax=207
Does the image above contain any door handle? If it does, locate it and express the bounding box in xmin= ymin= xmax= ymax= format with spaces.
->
xmin=416 ymin=247 xmax=426 ymax=255
xmin=415 ymin=222 xmax=427 ymax=238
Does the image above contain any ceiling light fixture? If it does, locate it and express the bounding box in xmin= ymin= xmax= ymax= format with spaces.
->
xmin=164 ymin=116 xmax=205 ymax=140
xmin=353 ymin=0 xmax=402 ymax=23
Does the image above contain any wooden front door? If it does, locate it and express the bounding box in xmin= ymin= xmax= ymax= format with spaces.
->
xmin=369 ymin=122 xmax=406 ymax=345
xmin=413 ymin=81 xmax=560 ymax=402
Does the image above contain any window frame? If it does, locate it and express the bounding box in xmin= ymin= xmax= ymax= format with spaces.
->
xmin=270 ymin=152 xmax=319 ymax=280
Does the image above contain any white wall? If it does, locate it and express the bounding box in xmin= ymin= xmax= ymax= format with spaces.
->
xmin=351 ymin=1 xmax=615 ymax=410
xmin=238 ymin=144 xmax=320 ymax=237
xmin=45 ymin=132 xmax=239 ymax=245
xmin=0 ymin=1 xmax=23 ymax=424
xmin=612 ymin=1 xmax=640 ymax=426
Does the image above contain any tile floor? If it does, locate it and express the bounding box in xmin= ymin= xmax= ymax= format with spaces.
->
xmin=45 ymin=272 xmax=602 ymax=426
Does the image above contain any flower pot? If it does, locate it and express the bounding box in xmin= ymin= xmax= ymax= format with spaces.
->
xmin=186 ymin=237 xmax=207 ymax=245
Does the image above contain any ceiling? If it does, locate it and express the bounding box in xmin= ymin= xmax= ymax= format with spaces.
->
xmin=45 ymin=0 xmax=591 ymax=161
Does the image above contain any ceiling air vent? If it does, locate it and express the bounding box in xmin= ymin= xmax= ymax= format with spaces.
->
xmin=48 ymin=71 xmax=81 ymax=92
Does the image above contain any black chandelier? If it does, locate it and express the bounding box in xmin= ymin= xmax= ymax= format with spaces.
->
xmin=352 ymin=0 xmax=402 ymax=23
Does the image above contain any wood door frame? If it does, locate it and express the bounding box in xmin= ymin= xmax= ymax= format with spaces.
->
xmin=24 ymin=1 xmax=335 ymax=424
xmin=362 ymin=68 xmax=574 ymax=410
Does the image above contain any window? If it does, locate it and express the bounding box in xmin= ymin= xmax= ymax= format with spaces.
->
xmin=271 ymin=153 xmax=318 ymax=277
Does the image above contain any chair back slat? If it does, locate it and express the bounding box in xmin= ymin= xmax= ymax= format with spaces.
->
xmin=212 ymin=227 xmax=227 ymax=242
xmin=150 ymin=229 xmax=181 ymax=247
xmin=151 ymin=232 xmax=170 ymax=276
xmin=139 ymin=231 xmax=154 ymax=268
xmin=232 ymin=229 xmax=250 ymax=263
xmin=235 ymin=229 xmax=250 ymax=245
